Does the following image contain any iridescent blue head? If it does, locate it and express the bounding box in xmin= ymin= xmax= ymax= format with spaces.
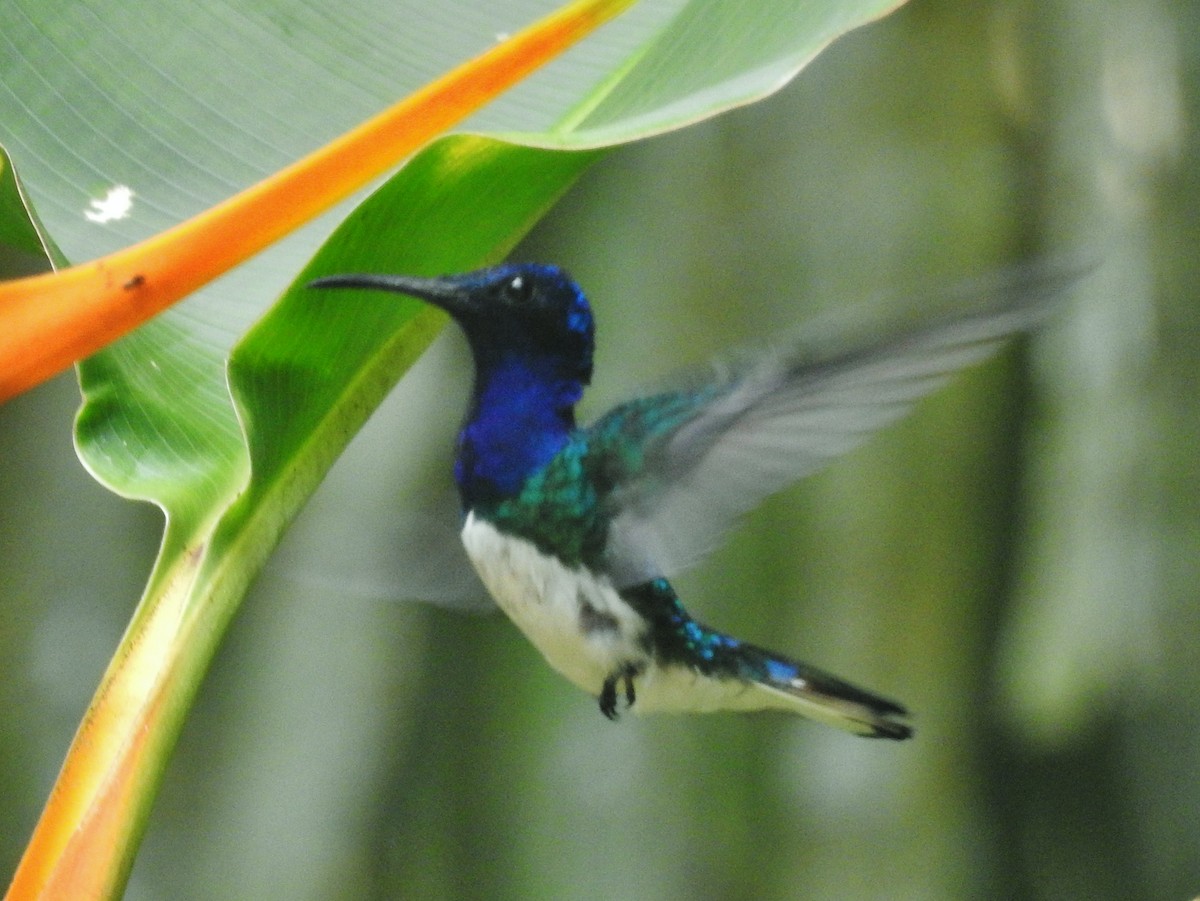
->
xmin=310 ymin=263 xmax=595 ymax=507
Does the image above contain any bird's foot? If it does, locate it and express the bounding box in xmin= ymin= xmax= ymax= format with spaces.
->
xmin=599 ymin=664 xmax=641 ymax=720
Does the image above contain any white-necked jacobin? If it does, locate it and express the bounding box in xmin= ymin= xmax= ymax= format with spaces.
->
xmin=309 ymin=262 xmax=1061 ymax=740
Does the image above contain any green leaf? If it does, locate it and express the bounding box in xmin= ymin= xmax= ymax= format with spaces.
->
xmin=543 ymin=0 xmax=907 ymax=143
xmin=0 ymin=146 xmax=57 ymax=277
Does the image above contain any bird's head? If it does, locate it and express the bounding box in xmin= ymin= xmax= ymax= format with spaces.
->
xmin=309 ymin=263 xmax=595 ymax=385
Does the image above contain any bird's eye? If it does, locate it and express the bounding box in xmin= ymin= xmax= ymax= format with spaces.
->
xmin=502 ymin=274 xmax=534 ymax=304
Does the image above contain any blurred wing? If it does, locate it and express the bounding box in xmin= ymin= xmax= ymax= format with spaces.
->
xmin=268 ymin=488 xmax=494 ymax=612
xmin=599 ymin=266 xmax=1072 ymax=586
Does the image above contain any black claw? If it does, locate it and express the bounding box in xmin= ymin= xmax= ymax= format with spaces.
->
xmin=599 ymin=665 xmax=640 ymax=721
xmin=599 ymin=676 xmax=619 ymax=720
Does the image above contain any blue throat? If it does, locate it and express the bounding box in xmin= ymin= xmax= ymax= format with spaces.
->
xmin=454 ymin=352 xmax=584 ymax=511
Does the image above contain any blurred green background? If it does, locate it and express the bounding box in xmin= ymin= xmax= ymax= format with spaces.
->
xmin=2 ymin=0 xmax=1197 ymax=899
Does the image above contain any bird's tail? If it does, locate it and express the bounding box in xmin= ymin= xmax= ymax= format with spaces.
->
xmin=740 ymin=645 xmax=913 ymax=740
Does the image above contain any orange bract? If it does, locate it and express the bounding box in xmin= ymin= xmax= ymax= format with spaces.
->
xmin=0 ymin=0 xmax=632 ymax=403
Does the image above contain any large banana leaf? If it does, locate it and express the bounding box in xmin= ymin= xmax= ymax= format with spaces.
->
xmin=0 ymin=0 xmax=906 ymax=896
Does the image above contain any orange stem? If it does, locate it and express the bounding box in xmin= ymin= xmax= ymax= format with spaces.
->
xmin=0 ymin=0 xmax=632 ymax=402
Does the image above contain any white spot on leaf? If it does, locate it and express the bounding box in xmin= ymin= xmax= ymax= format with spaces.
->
xmin=85 ymin=185 xmax=135 ymax=223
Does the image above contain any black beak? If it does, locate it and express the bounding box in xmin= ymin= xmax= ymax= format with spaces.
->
xmin=308 ymin=273 xmax=473 ymax=316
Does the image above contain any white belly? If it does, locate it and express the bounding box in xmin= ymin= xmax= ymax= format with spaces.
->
xmin=460 ymin=512 xmax=649 ymax=697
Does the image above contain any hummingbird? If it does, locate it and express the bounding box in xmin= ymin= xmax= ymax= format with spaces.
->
xmin=309 ymin=262 xmax=1061 ymax=740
